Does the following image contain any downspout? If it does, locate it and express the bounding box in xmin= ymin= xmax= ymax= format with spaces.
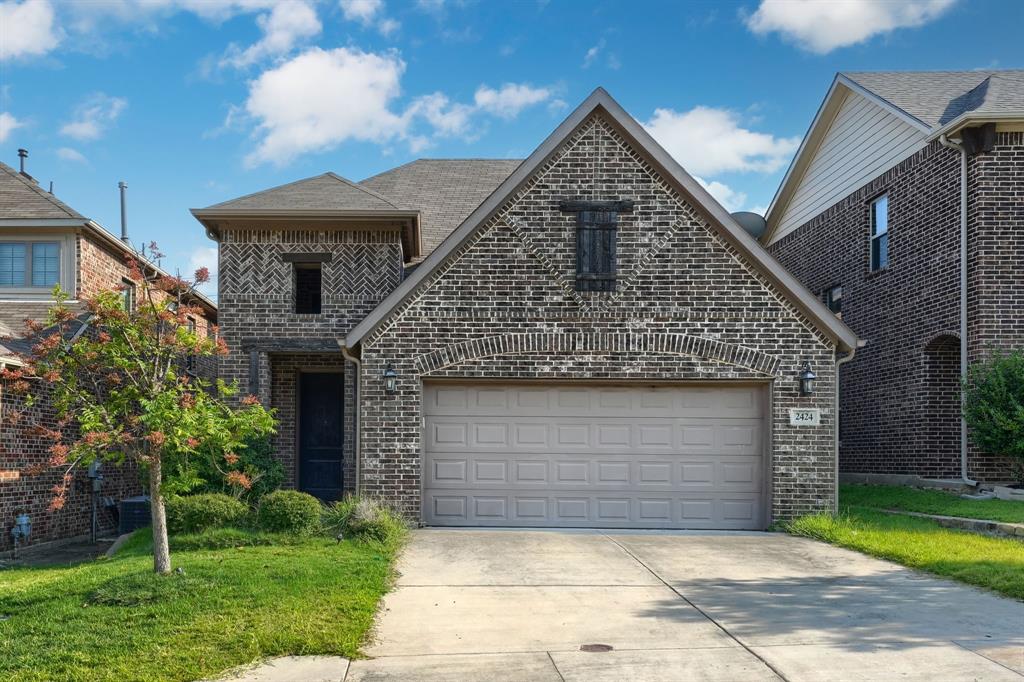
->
xmin=340 ymin=344 xmax=362 ymax=495
xmin=834 ymin=342 xmax=863 ymax=510
xmin=939 ymin=134 xmax=976 ymax=486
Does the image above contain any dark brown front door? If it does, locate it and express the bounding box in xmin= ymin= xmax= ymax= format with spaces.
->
xmin=297 ymin=372 xmax=344 ymax=501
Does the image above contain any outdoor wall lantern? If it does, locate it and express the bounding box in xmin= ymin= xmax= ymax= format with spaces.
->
xmin=382 ymin=364 xmax=398 ymax=394
xmin=798 ymin=362 xmax=817 ymax=396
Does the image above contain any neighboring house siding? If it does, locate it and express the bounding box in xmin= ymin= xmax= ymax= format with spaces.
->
xmin=359 ymin=114 xmax=838 ymax=523
xmin=772 ymin=90 xmax=926 ymax=244
xmin=770 ymin=142 xmax=968 ymax=478
xmin=217 ymin=226 xmax=403 ymax=496
xmin=966 ymin=131 xmax=1024 ymax=480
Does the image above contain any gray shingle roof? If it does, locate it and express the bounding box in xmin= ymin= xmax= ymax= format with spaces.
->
xmin=203 ymin=172 xmax=403 ymax=212
xmin=360 ymin=159 xmax=522 ymax=255
xmin=843 ymin=70 xmax=1024 ymax=129
xmin=0 ymin=162 xmax=87 ymax=220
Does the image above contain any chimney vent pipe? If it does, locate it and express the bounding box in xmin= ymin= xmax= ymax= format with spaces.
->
xmin=17 ymin=149 xmax=27 ymax=175
xmin=118 ymin=181 xmax=130 ymax=244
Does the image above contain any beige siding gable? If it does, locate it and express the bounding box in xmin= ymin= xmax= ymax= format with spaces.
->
xmin=770 ymin=89 xmax=927 ymax=244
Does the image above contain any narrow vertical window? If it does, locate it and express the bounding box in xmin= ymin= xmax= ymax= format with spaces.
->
xmin=0 ymin=244 xmax=25 ymax=286
xmin=825 ymin=285 xmax=842 ymax=318
xmin=294 ymin=263 xmax=322 ymax=314
xmin=122 ymin=278 xmax=137 ymax=311
xmin=31 ymin=243 xmax=60 ymax=287
xmin=870 ymin=195 xmax=889 ymax=271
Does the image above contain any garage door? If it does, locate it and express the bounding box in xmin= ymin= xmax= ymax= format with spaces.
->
xmin=422 ymin=383 xmax=766 ymax=530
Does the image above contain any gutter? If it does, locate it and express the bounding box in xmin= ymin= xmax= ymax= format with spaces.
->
xmin=938 ymin=133 xmax=977 ymax=487
xmin=834 ymin=341 xmax=864 ymax=510
xmin=929 ymin=112 xmax=1024 ymax=143
xmin=339 ymin=343 xmax=362 ymax=495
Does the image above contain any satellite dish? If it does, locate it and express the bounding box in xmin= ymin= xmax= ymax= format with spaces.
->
xmin=731 ymin=211 xmax=767 ymax=239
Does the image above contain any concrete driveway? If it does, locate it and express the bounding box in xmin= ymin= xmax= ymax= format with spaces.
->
xmin=346 ymin=529 xmax=1024 ymax=681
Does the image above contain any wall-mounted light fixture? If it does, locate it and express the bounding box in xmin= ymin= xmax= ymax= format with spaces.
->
xmin=798 ymin=362 xmax=816 ymax=396
xmin=382 ymin=364 xmax=398 ymax=394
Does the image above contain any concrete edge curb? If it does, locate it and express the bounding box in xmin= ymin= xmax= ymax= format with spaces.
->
xmin=879 ymin=509 xmax=1024 ymax=539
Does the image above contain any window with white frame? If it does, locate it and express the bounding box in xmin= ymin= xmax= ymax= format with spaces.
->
xmin=0 ymin=242 xmax=61 ymax=288
xmin=870 ymin=195 xmax=889 ymax=271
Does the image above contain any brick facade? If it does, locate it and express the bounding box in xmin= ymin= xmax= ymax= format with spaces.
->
xmin=1 ymin=229 xmax=217 ymax=551
xmin=769 ymin=135 xmax=1020 ymax=481
xmin=217 ymin=226 xmax=403 ymax=496
xmin=358 ymin=114 xmax=839 ymax=523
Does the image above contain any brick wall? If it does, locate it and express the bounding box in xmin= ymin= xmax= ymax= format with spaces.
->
xmin=217 ymin=226 xmax=402 ymax=494
xmin=359 ymin=114 xmax=839 ymax=523
xmin=966 ymin=131 xmax=1024 ymax=479
xmin=770 ymin=135 xmax=1021 ymax=481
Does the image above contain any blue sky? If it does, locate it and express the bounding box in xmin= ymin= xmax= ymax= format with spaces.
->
xmin=1 ymin=0 xmax=1021 ymax=298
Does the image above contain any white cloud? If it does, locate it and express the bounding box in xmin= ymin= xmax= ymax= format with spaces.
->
xmin=243 ymin=46 xmax=407 ymax=167
xmin=338 ymin=0 xmax=400 ymax=36
xmin=583 ymin=39 xmax=604 ymax=68
xmin=60 ymin=93 xmax=128 ymax=141
xmin=240 ymin=47 xmax=553 ymax=166
xmin=695 ymin=176 xmax=747 ymax=213
xmin=0 ymin=0 xmax=61 ymax=60
xmin=474 ymin=83 xmax=551 ymax=119
xmin=744 ymin=0 xmax=957 ymax=54
xmin=220 ymin=0 xmax=320 ymax=68
xmin=0 ymin=112 xmax=23 ymax=142
xmin=56 ymin=147 xmax=87 ymax=163
xmin=644 ymin=105 xmax=799 ymax=176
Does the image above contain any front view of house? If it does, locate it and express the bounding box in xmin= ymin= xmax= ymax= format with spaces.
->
xmin=193 ymin=89 xmax=858 ymax=530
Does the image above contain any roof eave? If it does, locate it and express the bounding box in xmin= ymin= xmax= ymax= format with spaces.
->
xmin=927 ymin=111 xmax=1024 ymax=141
xmin=346 ymin=87 xmax=860 ymax=353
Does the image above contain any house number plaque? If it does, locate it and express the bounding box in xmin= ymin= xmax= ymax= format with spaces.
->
xmin=789 ymin=408 xmax=821 ymax=426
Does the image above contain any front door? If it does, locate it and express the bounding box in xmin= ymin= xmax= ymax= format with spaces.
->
xmin=297 ymin=372 xmax=344 ymax=501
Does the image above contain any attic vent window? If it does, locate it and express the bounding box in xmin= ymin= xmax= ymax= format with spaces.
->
xmin=559 ymin=199 xmax=633 ymax=292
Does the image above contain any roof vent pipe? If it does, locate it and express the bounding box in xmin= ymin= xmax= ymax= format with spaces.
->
xmin=17 ymin=148 xmax=27 ymax=175
xmin=118 ymin=181 xmax=130 ymax=244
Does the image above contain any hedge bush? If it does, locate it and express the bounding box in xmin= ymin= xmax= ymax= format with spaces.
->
xmin=322 ymin=496 xmax=408 ymax=547
xmin=963 ymin=350 xmax=1024 ymax=483
xmin=165 ymin=493 xmax=249 ymax=534
xmin=257 ymin=490 xmax=322 ymax=535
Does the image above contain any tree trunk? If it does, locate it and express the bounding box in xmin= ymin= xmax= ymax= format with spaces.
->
xmin=148 ymin=456 xmax=171 ymax=574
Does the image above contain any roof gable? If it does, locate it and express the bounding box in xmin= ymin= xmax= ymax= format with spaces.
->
xmin=345 ymin=88 xmax=858 ymax=352
xmin=202 ymin=172 xmax=403 ymax=213
xmin=0 ymin=162 xmax=87 ymax=221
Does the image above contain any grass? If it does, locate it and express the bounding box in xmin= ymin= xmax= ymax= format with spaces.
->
xmin=0 ymin=527 xmax=400 ymax=682
xmin=841 ymin=483 xmax=1024 ymax=523
xmin=787 ymin=505 xmax=1024 ymax=601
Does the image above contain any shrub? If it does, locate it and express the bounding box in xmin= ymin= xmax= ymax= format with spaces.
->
xmin=166 ymin=436 xmax=284 ymax=502
xmin=963 ymin=350 xmax=1024 ymax=483
xmin=257 ymin=490 xmax=322 ymax=535
xmin=165 ymin=493 xmax=249 ymax=534
xmin=322 ymin=496 xmax=409 ymax=547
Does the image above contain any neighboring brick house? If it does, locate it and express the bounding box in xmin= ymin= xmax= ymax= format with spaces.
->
xmin=764 ymin=70 xmax=1024 ymax=483
xmin=0 ymin=159 xmax=218 ymax=550
xmin=195 ymin=89 xmax=858 ymax=529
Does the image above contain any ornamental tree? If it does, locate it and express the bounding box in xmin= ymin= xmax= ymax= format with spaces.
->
xmin=963 ymin=350 xmax=1024 ymax=484
xmin=6 ymin=251 xmax=275 ymax=573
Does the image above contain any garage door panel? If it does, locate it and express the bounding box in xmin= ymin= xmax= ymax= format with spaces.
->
xmin=422 ymin=491 xmax=765 ymax=529
xmin=423 ymin=384 xmax=766 ymax=530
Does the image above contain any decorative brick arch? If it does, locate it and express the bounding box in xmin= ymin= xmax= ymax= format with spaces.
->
xmin=414 ymin=331 xmax=782 ymax=376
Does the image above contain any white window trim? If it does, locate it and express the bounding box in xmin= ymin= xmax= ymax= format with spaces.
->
xmin=0 ymin=233 xmax=76 ymax=298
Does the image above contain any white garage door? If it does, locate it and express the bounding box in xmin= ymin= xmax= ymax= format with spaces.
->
xmin=422 ymin=383 xmax=767 ymax=530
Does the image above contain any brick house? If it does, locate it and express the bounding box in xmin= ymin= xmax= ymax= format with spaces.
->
xmin=0 ymin=159 xmax=218 ymax=550
xmin=764 ymin=70 xmax=1024 ymax=483
xmin=194 ymin=89 xmax=858 ymax=529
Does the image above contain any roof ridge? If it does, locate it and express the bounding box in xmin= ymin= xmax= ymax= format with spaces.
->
xmin=358 ymin=158 xmax=523 ymax=185
xmin=323 ymin=171 xmax=403 ymax=209
xmin=203 ymin=172 xmax=336 ymax=210
xmin=0 ymin=161 xmax=86 ymax=220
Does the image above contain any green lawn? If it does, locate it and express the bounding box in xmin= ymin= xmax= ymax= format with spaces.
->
xmin=788 ymin=505 xmax=1024 ymax=601
xmin=841 ymin=483 xmax=1024 ymax=523
xmin=0 ymin=529 xmax=397 ymax=682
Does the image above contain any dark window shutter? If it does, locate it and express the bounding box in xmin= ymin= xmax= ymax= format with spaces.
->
xmin=576 ymin=210 xmax=617 ymax=291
